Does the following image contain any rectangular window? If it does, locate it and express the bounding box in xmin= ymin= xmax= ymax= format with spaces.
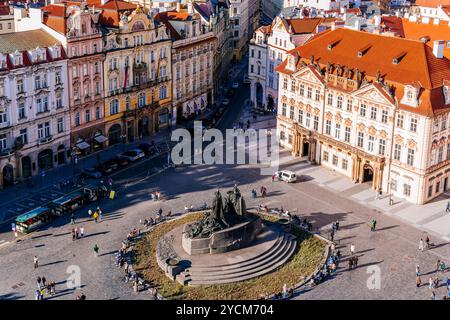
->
xmin=307 ymin=87 xmax=312 ymax=99
xmin=346 ymin=99 xmax=352 ymax=112
xmin=394 ymin=144 xmax=401 ymax=161
xmin=447 ymin=142 xmax=450 ymax=159
xmin=325 ymin=120 xmax=331 ymax=135
xmin=378 ymin=139 xmax=386 ymax=156
xmin=335 ymin=123 xmax=341 ymax=139
xmin=283 ymin=78 xmax=288 ymax=90
xmin=17 ymin=80 xmax=24 ymax=93
xmin=19 ymin=128 xmax=28 ymax=145
xmin=441 ymin=116 xmax=447 ymax=131
xmin=289 ymin=107 xmax=294 ymax=120
xmin=438 ymin=146 xmax=444 ymax=163
xmin=381 ymin=110 xmax=388 ymax=123
xmin=313 ymin=115 xmax=319 ymax=131
xmin=57 ymin=117 xmax=64 ymax=133
xmin=332 ymin=155 xmax=338 ymax=166
xmin=305 ymin=113 xmax=311 ymax=128
xmin=288 ymin=134 xmax=293 ymax=145
xmin=75 ymin=112 xmax=80 ymax=126
xmin=85 ymin=110 xmax=91 ymax=123
xmin=327 ymin=93 xmax=333 ymax=106
xmin=96 ymin=107 xmax=100 ymax=120
xmin=342 ymin=159 xmax=348 ymax=170
xmin=436 ymin=181 xmax=440 ymax=193
xmin=323 ymin=151 xmax=329 ymax=162
xmin=18 ymin=103 xmax=26 ymax=119
xmin=359 ymin=103 xmax=366 ymax=117
xmin=368 ymin=136 xmax=375 ymax=152
xmin=337 ymin=96 xmax=343 ymax=109
xmin=410 ymin=118 xmax=417 ymax=132
xmin=357 ymin=132 xmax=364 ymax=148
xmin=299 ymin=84 xmax=304 ymax=96
xmin=397 ymin=114 xmax=404 ymax=128
xmin=428 ymin=185 xmax=433 ymax=197
xmin=391 ymin=179 xmax=397 ymax=191
xmin=291 ymin=80 xmax=296 ymax=92
xmin=370 ymin=106 xmax=377 ymax=120
xmin=0 ymin=134 xmax=6 ymax=150
xmin=403 ymin=184 xmax=411 ymax=197
xmin=281 ymin=103 xmax=286 ymax=117
xmin=55 ymin=71 xmax=61 ymax=84
xmin=407 ymin=148 xmax=415 ymax=166
xmin=315 ymin=89 xmax=320 ymax=102
xmin=344 ymin=127 xmax=351 ymax=143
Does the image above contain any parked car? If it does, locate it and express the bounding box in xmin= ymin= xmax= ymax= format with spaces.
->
xmin=82 ymin=167 xmax=102 ymax=179
xmin=232 ymin=82 xmax=239 ymax=89
xmin=103 ymin=159 xmax=119 ymax=171
xmin=274 ymin=170 xmax=297 ymax=183
xmin=119 ymin=149 xmax=145 ymax=162
xmin=138 ymin=143 xmax=157 ymax=156
xmin=95 ymin=164 xmax=113 ymax=175
xmin=113 ymin=156 xmax=129 ymax=167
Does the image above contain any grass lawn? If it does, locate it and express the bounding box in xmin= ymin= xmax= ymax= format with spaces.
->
xmin=132 ymin=213 xmax=326 ymax=300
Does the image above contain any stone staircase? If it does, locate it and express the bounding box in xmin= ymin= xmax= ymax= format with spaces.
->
xmin=179 ymin=230 xmax=297 ymax=286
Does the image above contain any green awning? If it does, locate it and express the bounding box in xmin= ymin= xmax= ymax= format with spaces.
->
xmin=16 ymin=207 xmax=50 ymax=223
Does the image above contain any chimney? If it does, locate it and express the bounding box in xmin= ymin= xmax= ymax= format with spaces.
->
xmin=332 ymin=20 xmax=345 ymax=31
xmin=354 ymin=19 xmax=361 ymax=31
xmin=433 ymin=40 xmax=445 ymax=58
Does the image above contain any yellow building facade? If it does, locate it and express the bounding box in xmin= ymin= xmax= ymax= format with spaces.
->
xmin=103 ymin=9 xmax=172 ymax=145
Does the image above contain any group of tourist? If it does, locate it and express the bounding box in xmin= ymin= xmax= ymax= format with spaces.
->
xmin=35 ymin=276 xmax=56 ymax=300
xmin=71 ymin=226 xmax=85 ymax=240
xmin=87 ymin=207 xmax=103 ymax=223
xmin=418 ymin=235 xmax=432 ymax=251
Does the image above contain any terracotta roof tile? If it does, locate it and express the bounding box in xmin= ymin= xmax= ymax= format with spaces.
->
xmin=415 ymin=0 xmax=450 ymax=7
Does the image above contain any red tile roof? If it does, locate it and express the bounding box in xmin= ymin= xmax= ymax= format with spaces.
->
xmin=277 ymin=28 xmax=450 ymax=116
xmin=415 ymin=0 xmax=450 ymax=7
xmin=99 ymin=0 xmax=136 ymax=11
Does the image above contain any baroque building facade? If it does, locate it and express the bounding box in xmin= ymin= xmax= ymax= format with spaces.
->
xmin=276 ymin=28 xmax=450 ymax=204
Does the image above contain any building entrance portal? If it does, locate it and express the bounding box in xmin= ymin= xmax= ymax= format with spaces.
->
xmin=363 ymin=164 xmax=374 ymax=183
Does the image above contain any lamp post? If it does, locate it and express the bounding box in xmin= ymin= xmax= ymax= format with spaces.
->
xmin=388 ymin=179 xmax=394 ymax=206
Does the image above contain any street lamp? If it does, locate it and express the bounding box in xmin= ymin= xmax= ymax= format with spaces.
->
xmin=388 ymin=179 xmax=394 ymax=206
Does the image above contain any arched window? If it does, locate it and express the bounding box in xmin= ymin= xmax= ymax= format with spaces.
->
xmin=138 ymin=93 xmax=146 ymax=108
xmin=109 ymin=99 xmax=119 ymax=115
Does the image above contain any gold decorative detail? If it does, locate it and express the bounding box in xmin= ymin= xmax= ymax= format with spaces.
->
xmin=325 ymin=112 xmax=333 ymax=121
xmin=298 ymin=102 xmax=304 ymax=110
xmin=281 ymin=95 xmax=287 ymax=103
xmin=335 ymin=112 xmax=342 ymax=124
xmin=305 ymin=104 xmax=312 ymax=113
xmin=345 ymin=118 xmax=352 ymax=127
xmin=407 ymin=139 xmax=417 ymax=149
xmin=368 ymin=126 xmax=377 ymax=136
xmin=357 ymin=123 xmax=366 ymax=131
xmin=289 ymin=98 xmax=295 ymax=106
xmin=394 ymin=135 xmax=404 ymax=144
xmin=313 ymin=107 xmax=320 ymax=116
xmin=379 ymin=130 xmax=388 ymax=139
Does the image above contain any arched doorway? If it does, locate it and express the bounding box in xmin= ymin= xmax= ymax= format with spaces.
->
xmin=21 ymin=156 xmax=31 ymax=178
xmin=138 ymin=117 xmax=150 ymax=138
xmin=255 ymin=82 xmax=263 ymax=107
xmin=38 ymin=149 xmax=53 ymax=171
xmin=2 ymin=164 xmax=14 ymax=186
xmin=159 ymin=108 xmax=169 ymax=128
xmin=302 ymin=141 xmax=310 ymax=157
xmin=108 ymin=124 xmax=122 ymax=145
xmin=363 ymin=164 xmax=374 ymax=183
xmin=57 ymin=145 xmax=65 ymax=165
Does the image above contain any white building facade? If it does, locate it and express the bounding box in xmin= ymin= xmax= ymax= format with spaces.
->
xmin=0 ymin=29 xmax=70 ymax=187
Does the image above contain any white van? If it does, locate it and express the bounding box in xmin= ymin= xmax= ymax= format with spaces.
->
xmin=275 ymin=170 xmax=297 ymax=183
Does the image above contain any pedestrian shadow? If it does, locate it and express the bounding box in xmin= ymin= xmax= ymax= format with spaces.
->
xmin=53 ymin=232 xmax=71 ymax=237
xmin=34 ymin=244 xmax=45 ymax=248
xmin=430 ymin=242 xmax=450 ymax=250
xmin=356 ymin=248 xmax=375 ymax=254
xmin=336 ymin=236 xmax=355 ymax=242
xmin=355 ymin=260 xmax=384 ymax=269
xmin=375 ymin=225 xmax=400 ymax=232
xmin=0 ymin=292 xmax=25 ymax=300
xmin=98 ymin=250 xmax=117 ymax=257
xmin=31 ymin=233 xmax=53 ymax=240
xmin=39 ymin=260 xmax=67 ymax=267
xmin=82 ymin=231 xmax=110 ymax=239
xmin=338 ymin=222 xmax=364 ymax=231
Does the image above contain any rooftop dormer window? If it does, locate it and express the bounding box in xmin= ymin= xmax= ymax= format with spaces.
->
xmin=401 ymin=85 xmax=419 ymax=107
xmin=13 ymin=52 xmax=22 ymax=66
xmin=444 ymin=85 xmax=450 ymax=105
xmin=287 ymin=54 xmax=296 ymax=71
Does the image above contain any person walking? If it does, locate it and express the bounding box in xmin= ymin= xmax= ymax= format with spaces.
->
xmin=350 ymin=243 xmax=355 ymax=256
xmin=416 ymin=276 xmax=422 ymax=288
xmin=71 ymin=213 xmax=76 ymax=225
xmin=429 ymin=277 xmax=434 ymax=289
xmin=75 ymin=227 xmax=79 ymax=239
xmin=335 ymin=221 xmax=339 ymax=231
xmin=446 ymin=201 xmax=450 ymax=212
xmin=80 ymin=226 xmax=84 ymax=237
xmin=93 ymin=244 xmax=99 ymax=257
xmin=93 ymin=211 xmax=99 ymax=223
xmin=72 ymin=228 xmax=76 ymax=241
xmin=419 ymin=239 xmax=424 ymax=252
xmin=34 ymin=256 xmax=38 ymax=269
xmin=41 ymin=276 xmax=46 ymax=287
xmin=416 ymin=265 xmax=421 ymax=276
xmin=370 ymin=219 xmax=377 ymax=232
xmin=35 ymin=290 xmax=41 ymax=300
xmin=425 ymin=236 xmax=430 ymax=249
xmin=97 ymin=207 xmax=103 ymax=220
xmin=50 ymin=281 xmax=56 ymax=296
xmin=37 ymin=276 xmax=42 ymax=289
xmin=88 ymin=209 xmax=92 ymax=217
xmin=436 ymin=259 xmax=441 ymax=272
xmin=330 ymin=230 xmax=335 ymax=242
xmin=348 ymin=258 xmax=353 ymax=270
xmin=353 ymin=256 xmax=359 ymax=269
